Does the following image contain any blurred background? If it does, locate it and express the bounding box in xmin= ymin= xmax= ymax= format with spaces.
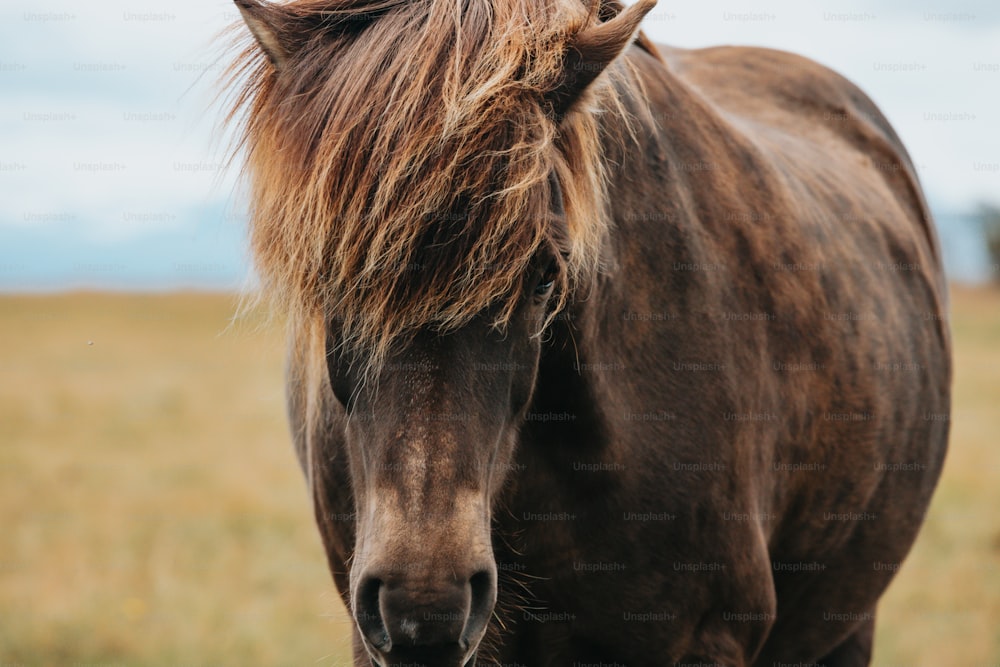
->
xmin=1 ymin=0 xmax=997 ymax=665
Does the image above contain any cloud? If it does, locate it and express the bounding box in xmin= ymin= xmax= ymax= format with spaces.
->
xmin=2 ymin=7 xmax=242 ymax=202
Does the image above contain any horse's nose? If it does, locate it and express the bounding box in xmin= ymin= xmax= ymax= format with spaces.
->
xmin=355 ymin=568 xmax=495 ymax=659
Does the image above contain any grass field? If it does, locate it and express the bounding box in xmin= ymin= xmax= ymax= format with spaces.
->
xmin=1 ymin=288 xmax=998 ymax=666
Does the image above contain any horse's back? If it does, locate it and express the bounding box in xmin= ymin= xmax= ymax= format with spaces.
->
xmin=661 ymin=44 xmax=912 ymax=165
xmin=659 ymin=44 xmax=942 ymax=271
xmin=648 ymin=42 xmax=950 ymax=384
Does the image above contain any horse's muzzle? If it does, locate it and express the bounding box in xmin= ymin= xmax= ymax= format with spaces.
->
xmin=356 ymin=568 xmax=495 ymax=667
xmin=366 ymin=646 xmax=477 ymax=667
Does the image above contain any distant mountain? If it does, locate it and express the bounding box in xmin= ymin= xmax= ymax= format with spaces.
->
xmin=0 ymin=203 xmax=992 ymax=292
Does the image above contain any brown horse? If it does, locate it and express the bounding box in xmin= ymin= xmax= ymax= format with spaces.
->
xmin=225 ymin=0 xmax=951 ymax=664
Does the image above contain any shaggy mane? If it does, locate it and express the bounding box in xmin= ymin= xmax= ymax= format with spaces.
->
xmin=225 ymin=0 xmax=637 ymax=370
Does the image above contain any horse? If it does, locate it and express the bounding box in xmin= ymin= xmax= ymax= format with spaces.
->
xmin=225 ymin=0 xmax=951 ymax=664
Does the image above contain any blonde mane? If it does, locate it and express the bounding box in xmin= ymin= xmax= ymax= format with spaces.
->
xmin=225 ymin=0 xmax=640 ymax=370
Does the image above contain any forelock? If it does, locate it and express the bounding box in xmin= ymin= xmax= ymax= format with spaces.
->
xmin=225 ymin=0 xmax=620 ymax=372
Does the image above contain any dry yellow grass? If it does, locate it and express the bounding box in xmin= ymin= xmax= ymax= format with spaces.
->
xmin=0 ymin=294 xmax=351 ymax=665
xmin=0 ymin=288 xmax=997 ymax=666
xmin=873 ymin=287 xmax=1000 ymax=666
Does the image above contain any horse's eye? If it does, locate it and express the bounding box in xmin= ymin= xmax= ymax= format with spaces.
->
xmin=534 ymin=260 xmax=558 ymax=296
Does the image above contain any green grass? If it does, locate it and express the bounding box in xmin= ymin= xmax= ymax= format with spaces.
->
xmin=1 ymin=289 xmax=998 ymax=666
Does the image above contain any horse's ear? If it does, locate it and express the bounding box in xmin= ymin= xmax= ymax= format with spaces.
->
xmin=548 ymin=0 xmax=657 ymax=118
xmin=236 ymin=0 xmax=329 ymax=70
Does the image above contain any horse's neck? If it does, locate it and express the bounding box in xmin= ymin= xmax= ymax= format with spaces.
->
xmin=554 ymin=50 xmax=703 ymax=390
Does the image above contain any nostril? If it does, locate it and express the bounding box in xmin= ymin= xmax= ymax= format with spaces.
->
xmin=463 ymin=569 xmax=496 ymax=646
xmin=469 ymin=570 xmax=493 ymax=609
xmin=356 ymin=577 xmax=390 ymax=651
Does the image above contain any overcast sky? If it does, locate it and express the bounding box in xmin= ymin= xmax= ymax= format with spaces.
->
xmin=0 ymin=0 xmax=997 ymax=290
